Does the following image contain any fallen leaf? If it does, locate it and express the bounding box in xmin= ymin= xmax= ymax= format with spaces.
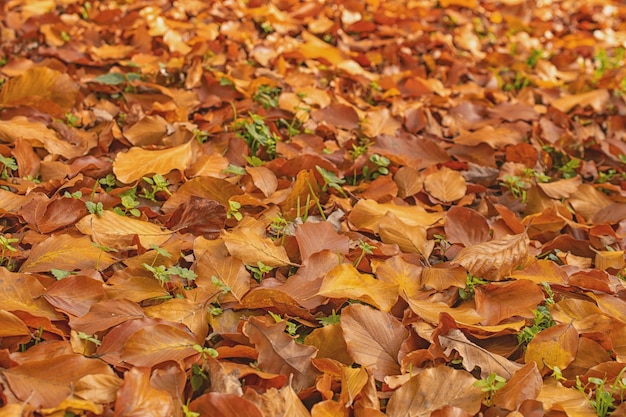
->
xmin=222 ymin=220 xmax=292 ymax=267
xmin=113 ymin=367 xmax=175 ymax=417
xmin=424 ymin=166 xmax=467 ymax=203
xmin=386 ymin=366 xmax=484 ymax=417
xmin=452 ymin=232 xmax=530 ymax=281
xmin=113 ymin=140 xmax=195 ymax=184
xmin=524 ymin=324 xmax=578 ymax=373
xmin=492 ymin=362 xmax=543 ymax=411
xmin=340 ymin=304 xmax=408 ymax=381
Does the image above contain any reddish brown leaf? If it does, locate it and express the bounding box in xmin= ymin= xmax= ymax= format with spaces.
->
xmin=113 ymin=367 xmax=175 ymax=417
xmin=120 ymin=323 xmax=199 ymax=367
xmin=295 ymin=221 xmax=350 ymax=262
xmin=492 ymin=362 xmax=543 ymax=411
xmin=190 ymin=392 xmax=263 ymax=417
xmin=474 ymin=280 xmax=545 ymax=325
xmin=243 ymin=316 xmax=319 ymax=392
xmin=444 ymin=206 xmax=490 ymax=247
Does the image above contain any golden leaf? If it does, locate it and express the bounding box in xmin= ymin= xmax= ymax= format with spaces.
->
xmin=113 ymin=140 xmax=195 ymax=184
xmin=423 ymin=166 xmax=467 ymax=202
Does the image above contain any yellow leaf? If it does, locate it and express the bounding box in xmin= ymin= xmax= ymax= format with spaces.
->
xmin=20 ymin=234 xmax=116 ymax=273
xmin=551 ymin=89 xmax=610 ymax=113
xmin=76 ymin=211 xmax=173 ymax=250
xmin=379 ymin=212 xmax=434 ymax=258
xmin=452 ymin=232 xmax=530 ymax=281
xmin=423 ymin=166 xmax=467 ymax=202
xmin=222 ymin=219 xmax=291 ymax=268
xmin=318 ymin=264 xmax=398 ymax=312
xmin=348 ymin=199 xmax=442 ymax=233
xmin=0 ymin=67 xmax=78 ymax=116
xmin=113 ymin=140 xmax=195 ymax=183
xmin=524 ymin=324 xmax=578 ymax=373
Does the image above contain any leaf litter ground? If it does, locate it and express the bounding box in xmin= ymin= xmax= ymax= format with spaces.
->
xmin=1 ymin=0 xmax=626 ymax=416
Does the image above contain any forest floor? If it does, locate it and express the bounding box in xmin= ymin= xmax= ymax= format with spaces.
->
xmin=1 ymin=0 xmax=626 ymax=416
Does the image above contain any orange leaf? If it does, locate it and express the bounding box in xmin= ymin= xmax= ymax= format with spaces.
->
xmin=304 ymin=323 xmax=353 ymax=365
xmin=143 ymin=298 xmax=210 ymax=341
xmin=444 ymin=206 xmax=490 ymax=247
xmin=492 ymin=362 xmax=543 ymax=411
xmin=113 ymin=140 xmax=195 ymax=183
xmin=379 ymin=212 xmax=434 ymax=258
xmin=340 ymin=367 xmax=368 ymax=407
xmin=0 ymin=67 xmax=78 ymax=116
xmin=510 ymin=259 xmax=568 ymax=284
xmin=113 ymin=367 xmax=175 ymax=417
xmin=190 ymin=393 xmax=263 ymax=417
xmin=361 ymin=107 xmax=402 ymax=138
xmin=318 ymin=264 xmax=399 ymax=312
xmin=247 ymin=166 xmax=278 ymax=198
xmin=295 ymin=221 xmax=350 ymax=262
xmin=372 ymin=256 xmax=423 ymax=300
xmin=439 ymin=329 xmax=523 ymax=379
xmin=386 ymin=366 xmax=484 ymax=417
xmin=195 ymin=251 xmax=250 ymax=302
xmin=0 ymin=268 xmax=61 ymax=320
xmin=423 ymin=166 xmax=467 ymax=203
xmin=452 ymin=232 xmax=530 ymax=281
xmin=70 ymin=299 xmax=145 ymax=335
xmin=421 ymin=263 xmax=467 ymax=291
xmin=340 ymin=304 xmax=408 ymax=381
xmin=121 ymin=323 xmax=199 ymax=367
xmin=524 ymin=324 xmax=578 ymax=373
xmin=474 ymin=280 xmax=545 ymax=325
xmin=0 ymin=309 xmax=30 ymax=337
xmin=222 ymin=219 xmax=292 ymax=267
xmin=551 ymin=89 xmax=610 ymax=113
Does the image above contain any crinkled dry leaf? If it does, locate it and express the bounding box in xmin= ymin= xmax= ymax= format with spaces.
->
xmin=439 ymin=329 xmax=523 ymax=379
xmin=452 ymin=232 xmax=530 ymax=281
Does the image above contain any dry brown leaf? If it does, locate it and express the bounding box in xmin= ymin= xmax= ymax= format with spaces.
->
xmin=492 ymin=362 xmax=543 ymax=411
xmin=76 ymin=211 xmax=173 ymax=250
xmin=452 ymin=232 xmax=530 ymax=281
xmin=348 ymin=199 xmax=442 ymax=233
xmin=386 ymin=366 xmax=484 ymax=417
xmin=439 ymin=329 xmax=523 ymax=379
xmin=379 ymin=212 xmax=434 ymax=258
xmin=551 ymin=89 xmax=610 ymax=113
xmin=222 ymin=220 xmax=292 ymax=268
xmin=340 ymin=304 xmax=408 ymax=381
xmin=120 ymin=323 xmax=199 ymax=367
xmin=524 ymin=324 xmax=579 ymax=373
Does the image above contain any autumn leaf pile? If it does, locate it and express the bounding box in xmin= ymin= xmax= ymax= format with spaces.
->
xmin=1 ymin=0 xmax=626 ymax=416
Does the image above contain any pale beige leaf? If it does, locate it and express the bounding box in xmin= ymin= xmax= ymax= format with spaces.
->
xmin=423 ymin=166 xmax=467 ymax=202
xmin=76 ymin=211 xmax=173 ymax=250
xmin=452 ymin=232 xmax=530 ymax=281
xmin=113 ymin=140 xmax=195 ymax=183
xmin=439 ymin=329 xmax=523 ymax=379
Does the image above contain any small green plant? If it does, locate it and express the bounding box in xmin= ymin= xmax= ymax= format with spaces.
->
xmin=63 ymin=190 xmax=83 ymax=199
xmin=51 ymin=268 xmax=77 ymax=280
xmin=558 ymin=158 xmax=580 ymax=179
xmin=353 ymin=240 xmax=375 ymax=267
xmin=98 ymin=174 xmax=117 ymax=191
xmin=526 ymin=49 xmax=544 ymax=68
xmin=316 ymin=165 xmax=346 ymax=195
xmin=77 ymin=331 xmax=101 ymax=346
xmin=65 ymin=112 xmax=80 ymax=127
xmin=260 ymin=21 xmax=274 ymax=35
xmin=234 ymin=114 xmax=279 ymax=159
xmin=246 ymin=261 xmax=273 ymax=282
xmin=0 ymin=155 xmax=17 ymax=180
xmin=86 ymin=201 xmax=104 ymax=216
xmin=317 ymin=309 xmax=340 ymax=326
xmin=182 ymin=403 xmax=200 ymax=417
xmin=211 ymin=275 xmax=231 ymax=295
xmin=192 ymin=128 xmax=210 ymax=144
xmin=222 ymin=164 xmax=247 ymax=176
xmin=459 ymin=273 xmax=487 ymax=301
xmin=193 ymin=344 xmax=218 ymax=360
xmin=92 ymin=242 xmax=118 ymax=271
xmin=575 ymin=366 xmax=626 ymax=417
xmin=253 ymin=84 xmax=281 ymax=109
xmin=362 ymin=154 xmax=390 ymax=180
xmin=142 ymin=262 xmax=197 ymax=286
xmin=226 ymin=200 xmax=243 ymax=221
xmin=114 ymin=188 xmax=141 ymax=217
xmin=499 ymin=175 xmax=528 ymax=203
xmin=0 ymin=234 xmax=19 ymax=267
xmin=594 ymin=47 xmax=625 ymax=81
xmin=140 ymin=174 xmax=171 ymax=202
xmin=474 ymin=373 xmax=507 ymax=406
xmin=190 ymin=364 xmax=210 ymax=393
xmin=349 ymin=139 xmax=374 ymax=159
xmin=517 ymin=305 xmax=555 ymax=345
xmin=269 ymin=311 xmax=301 ymax=337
